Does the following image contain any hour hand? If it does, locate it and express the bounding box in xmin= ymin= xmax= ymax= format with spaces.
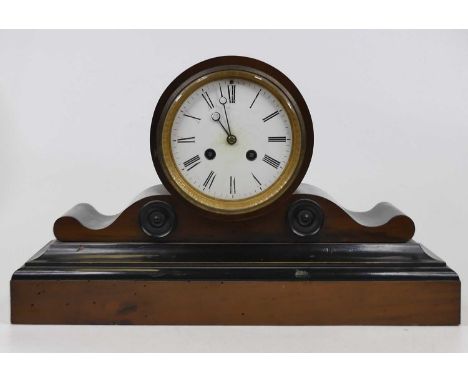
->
xmin=211 ymin=111 xmax=237 ymax=145
xmin=211 ymin=112 xmax=229 ymax=136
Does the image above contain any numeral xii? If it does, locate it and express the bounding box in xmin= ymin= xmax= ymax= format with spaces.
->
xmin=227 ymin=84 xmax=235 ymax=103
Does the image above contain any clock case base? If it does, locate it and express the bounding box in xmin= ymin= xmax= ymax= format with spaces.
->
xmin=11 ymin=240 xmax=460 ymax=325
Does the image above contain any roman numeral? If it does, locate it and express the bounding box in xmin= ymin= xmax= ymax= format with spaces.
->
xmin=183 ymin=155 xmax=201 ymax=171
xmin=182 ymin=113 xmax=201 ymax=121
xmin=268 ymin=136 xmax=286 ymax=142
xmin=251 ymin=173 xmax=262 ymax=189
xmin=262 ymin=154 xmax=281 ymax=169
xmin=201 ymin=89 xmax=214 ymax=109
xmin=228 ymin=84 xmax=236 ymax=103
xmin=262 ymin=110 xmax=280 ymax=122
xmin=230 ymin=176 xmax=236 ymax=195
xmin=250 ymin=90 xmax=261 ymax=108
xmin=203 ymin=171 xmax=216 ymax=190
xmin=176 ymin=137 xmax=195 ymax=143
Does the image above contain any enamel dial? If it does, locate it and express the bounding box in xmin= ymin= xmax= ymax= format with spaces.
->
xmin=152 ymin=58 xmax=313 ymax=216
xmin=171 ymin=78 xmax=292 ymax=201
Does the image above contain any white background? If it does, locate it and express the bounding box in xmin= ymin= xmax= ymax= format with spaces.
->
xmin=0 ymin=30 xmax=467 ymax=352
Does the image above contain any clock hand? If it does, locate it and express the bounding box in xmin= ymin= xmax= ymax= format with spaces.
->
xmin=219 ymin=96 xmax=232 ymax=135
xmin=211 ymin=111 xmax=237 ymax=145
xmin=211 ymin=112 xmax=230 ymax=136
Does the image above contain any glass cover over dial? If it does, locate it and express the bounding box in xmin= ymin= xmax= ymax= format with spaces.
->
xmin=159 ymin=69 xmax=304 ymax=215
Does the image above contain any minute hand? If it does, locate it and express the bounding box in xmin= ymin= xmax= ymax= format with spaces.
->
xmin=219 ymin=96 xmax=232 ymax=135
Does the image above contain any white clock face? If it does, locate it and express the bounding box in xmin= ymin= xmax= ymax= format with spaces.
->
xmin=170 ymin=77 xmax=293 ymax=200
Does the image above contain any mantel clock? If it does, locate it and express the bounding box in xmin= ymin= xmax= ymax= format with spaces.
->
xmin=10 ymin=56 xmax=460 ymax=325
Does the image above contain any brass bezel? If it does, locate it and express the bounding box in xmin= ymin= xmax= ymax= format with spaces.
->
xmin=159 ymin=69 xmax=305 ymax=215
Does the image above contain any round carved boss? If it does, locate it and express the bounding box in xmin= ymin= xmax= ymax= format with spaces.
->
xmin=139 ymin=201 xmax=176 ymax=238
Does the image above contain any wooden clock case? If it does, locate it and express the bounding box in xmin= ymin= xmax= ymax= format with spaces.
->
xmin=10 ymin=57 xmax=460 ymax=325
xmin=151 ymin=56 xmax=314 ymax=219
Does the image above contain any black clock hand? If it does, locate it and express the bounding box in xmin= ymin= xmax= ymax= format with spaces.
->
xmin=219 ymin=96 xmax=232 ymax=135
xmin=211 ymin=112 xmax=230 ymax=136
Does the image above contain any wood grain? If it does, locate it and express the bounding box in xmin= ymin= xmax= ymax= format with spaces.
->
xmin=11 ymin=280 xmax=460 ymax=325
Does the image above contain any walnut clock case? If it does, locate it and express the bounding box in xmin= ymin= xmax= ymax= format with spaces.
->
xmin=11 ymin=56 xmax=460 ymax=325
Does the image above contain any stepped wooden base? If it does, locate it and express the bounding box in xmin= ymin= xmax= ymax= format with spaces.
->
xmin=10 ymin=241 xmax=460 ymax=325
